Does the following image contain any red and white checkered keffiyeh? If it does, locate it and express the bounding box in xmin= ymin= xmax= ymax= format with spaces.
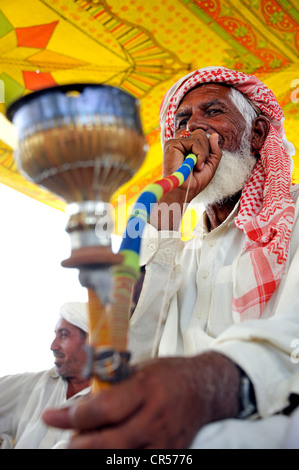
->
xmin=159 ymin=66 xmax=295 ymax=322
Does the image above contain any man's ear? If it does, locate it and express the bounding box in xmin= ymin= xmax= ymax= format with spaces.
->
xmin=251 ymin=116 xmax=270 ymax=151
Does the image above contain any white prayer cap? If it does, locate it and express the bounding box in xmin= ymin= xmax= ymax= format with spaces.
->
xmin=59 ymin=301 xmax=89 ymax=333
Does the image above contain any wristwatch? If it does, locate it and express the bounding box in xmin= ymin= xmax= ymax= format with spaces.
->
xmin=237 ymin=369 xmax=257 ymax=419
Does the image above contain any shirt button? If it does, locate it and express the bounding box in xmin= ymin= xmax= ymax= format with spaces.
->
xmin=197 ymin=311 xmax=203 ymax=317
xmin=202 ymin=271 xmax=209 ymax=278
xmin=164 ymin=247 xmax=171 ymax=254
xmin=149 ymin=243 xmax=156 ymax=251
xmin=208 ymin=240 xmax=215 ymax=246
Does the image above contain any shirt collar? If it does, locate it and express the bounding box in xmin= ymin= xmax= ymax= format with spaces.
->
xmin=192 ymin=199 xmax=241 ymax=237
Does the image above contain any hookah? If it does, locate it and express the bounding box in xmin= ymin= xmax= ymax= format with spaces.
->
xmin=7 ymin=84 xmax=196 ymax=391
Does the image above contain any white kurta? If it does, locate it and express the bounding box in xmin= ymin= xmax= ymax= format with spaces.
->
xmin=0 ymin=367 xmax=90 ymax=449
xmin=129 ymin=184 xmax=299 ymax=448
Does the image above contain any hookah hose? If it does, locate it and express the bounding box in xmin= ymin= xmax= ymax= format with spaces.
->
xmin=109 ymin=153 xmax=197 ymax=352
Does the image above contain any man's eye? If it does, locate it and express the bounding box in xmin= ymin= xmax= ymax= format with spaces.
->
xmin=207 ymin=108 xmax=222 ymax=115
xmin=177 ymin=117 xmax=189 ymax=128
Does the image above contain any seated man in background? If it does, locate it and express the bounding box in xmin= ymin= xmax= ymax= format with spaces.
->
xmin=43 ymin=67 xmax=299 ymax=449
xmin=0 ymin=301 xmax=90 ymax=449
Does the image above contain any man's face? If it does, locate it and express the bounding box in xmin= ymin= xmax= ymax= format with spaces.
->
xmin=174 ymin=84 xmax=247 ymax=151
xmin=51 ymin=317 xmax=87 ymax=379
xmin=174 ymin=84 xmax=256 ymax=206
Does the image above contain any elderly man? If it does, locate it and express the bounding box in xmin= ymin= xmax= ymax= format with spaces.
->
xmin=43 ymin=67 xmax=299 ymax=449
xmin=0 ymin=301 xmax=90 ymax=449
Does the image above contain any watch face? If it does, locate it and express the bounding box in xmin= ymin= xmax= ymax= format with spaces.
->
xmin=238 ymin=373 xmax=257 ymax=419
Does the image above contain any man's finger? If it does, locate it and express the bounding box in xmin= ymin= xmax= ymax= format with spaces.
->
xmin=42 ymin=407 xmax=72 ymax=429
xmin=209 ymin=132 xmax=221 ymax=157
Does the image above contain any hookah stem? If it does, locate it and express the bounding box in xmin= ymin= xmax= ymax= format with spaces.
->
xmin=88 ymin=288 xmax=112 ymax=392
xmin=109 ymin=153 xmax=197 ymax=352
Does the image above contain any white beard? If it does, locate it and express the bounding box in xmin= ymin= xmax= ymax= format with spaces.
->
xmin=191 ymin=130 xmax=256 ymax=208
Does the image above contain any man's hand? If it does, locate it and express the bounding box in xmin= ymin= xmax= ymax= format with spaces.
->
xmin=149 ymin=131 xmax=222 ymax=230
xmin=163 ymin=130 xmax=222 ymax=203
xmin=42 ymin=352 xmax=241 ymax=449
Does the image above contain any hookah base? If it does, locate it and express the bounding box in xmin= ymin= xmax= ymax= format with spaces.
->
xmin=62 ymin=245 xmax=123 ymax=269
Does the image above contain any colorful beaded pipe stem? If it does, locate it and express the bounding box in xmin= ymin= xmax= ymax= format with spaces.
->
xmin=109 ymin=153 xmax=197 ymax=351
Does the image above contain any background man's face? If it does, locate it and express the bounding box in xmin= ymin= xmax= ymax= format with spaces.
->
xmin=51 ymin=318 xmax=87 ymax=379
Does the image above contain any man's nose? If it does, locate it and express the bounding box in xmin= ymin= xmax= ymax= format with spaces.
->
xmin=50 ymin=338 xmax=59 ymax=351
xmin=187 ymin=115 xmax=209 ymax=133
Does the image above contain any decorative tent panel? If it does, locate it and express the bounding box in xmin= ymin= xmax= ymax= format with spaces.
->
xmin=0 ymin=0 xmax=298 ymax=234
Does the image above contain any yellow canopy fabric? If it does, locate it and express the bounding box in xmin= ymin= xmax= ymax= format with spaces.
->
xmin=0 ymin=0 xmax=298 ymax=234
